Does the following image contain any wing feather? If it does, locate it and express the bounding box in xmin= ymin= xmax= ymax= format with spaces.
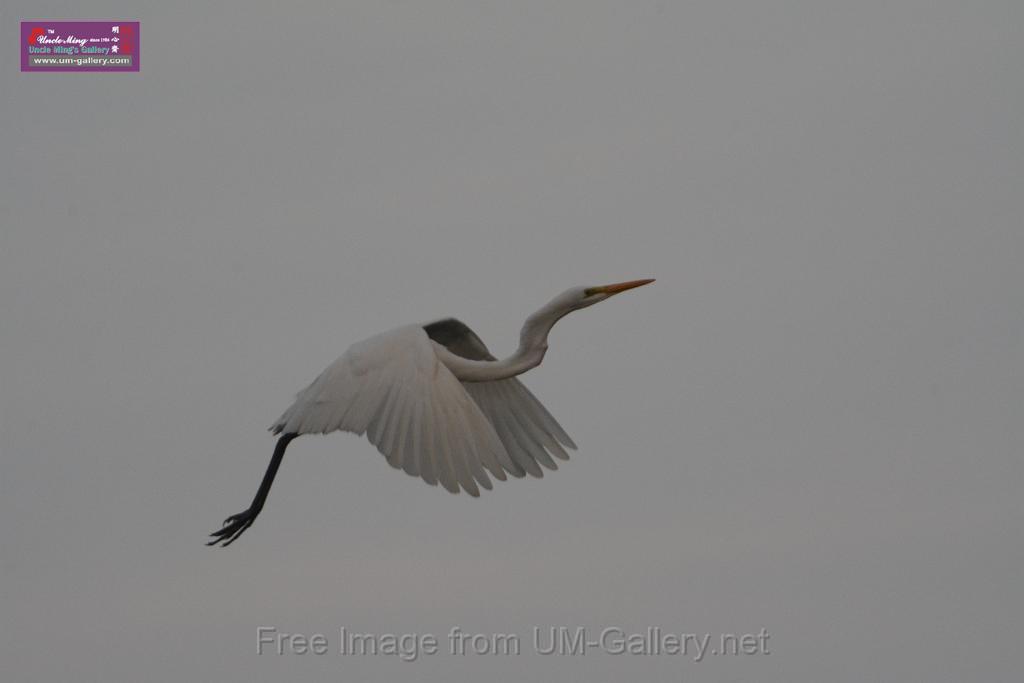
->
xmin=509 ymin=380 xmax=578 ymax=450
xmin=490 ymin=397 xmax=545 ymax=478
xmin=270 ymin=325 xmax=510 ymax=495
xmin=424 ymin=318 xmax=577 ymax=474
xmin=269 ymin=320 xmax=576 ymax=496
xmin=462 ymin=376 xmax=575 ymax=476
xmin=419 ymin=395 xmax=439 ymax=486
xmin=404 ymin=399 xmax=422 ymax=477
xmin=498 ymin=383 xmax=558 ymax=471
xmin=451 ymin=390 xmax=507 ymax=482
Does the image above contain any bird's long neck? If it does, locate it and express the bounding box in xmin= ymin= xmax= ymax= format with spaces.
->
xmin=435 ymin=298 xmax=569 ymax=382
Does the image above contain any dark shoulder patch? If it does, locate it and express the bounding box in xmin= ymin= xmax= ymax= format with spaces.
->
xmin=423 ymin=318 xmax=496 ymax=361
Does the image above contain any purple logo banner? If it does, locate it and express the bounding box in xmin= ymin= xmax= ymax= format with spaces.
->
xmin=21 ymin=21 xmax=139 ymax=72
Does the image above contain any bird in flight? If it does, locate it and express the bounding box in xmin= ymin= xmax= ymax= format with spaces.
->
xmin=208 ymin=279 xmax=654 ymax=546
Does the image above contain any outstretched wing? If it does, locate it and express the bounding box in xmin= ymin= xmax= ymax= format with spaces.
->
xmin=270 ymin=320 xmax=577 ymax=496
xmin=270 ymin=325 xmax=513 ymax=496
xmin=424 ymin=318 xmax=577 ymax=479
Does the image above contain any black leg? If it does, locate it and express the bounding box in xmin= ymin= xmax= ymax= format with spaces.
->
xmin=207 ymin=433 xmax=298 ymax=547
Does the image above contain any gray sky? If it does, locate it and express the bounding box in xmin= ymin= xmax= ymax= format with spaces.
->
xmin=2 ymin=2 xmax=1021 ymax=681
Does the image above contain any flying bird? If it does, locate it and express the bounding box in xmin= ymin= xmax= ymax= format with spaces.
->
xmin=208 ymin=279 xmax=654 ymax=546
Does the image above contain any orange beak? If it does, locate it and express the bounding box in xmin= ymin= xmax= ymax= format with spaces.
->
xmin=586 ymin=278 xmax=655 ymax=296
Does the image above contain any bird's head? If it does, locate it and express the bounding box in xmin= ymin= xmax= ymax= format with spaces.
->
xmin=555 ymin=278 xmax=656 ymax=312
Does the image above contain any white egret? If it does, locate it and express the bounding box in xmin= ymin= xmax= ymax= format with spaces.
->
xmin=208 ymin=279 xmax=654 ymax=546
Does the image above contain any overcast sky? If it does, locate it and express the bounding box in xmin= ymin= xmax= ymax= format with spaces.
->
xmin=2 ymin=2 xmax=1021 ymax=681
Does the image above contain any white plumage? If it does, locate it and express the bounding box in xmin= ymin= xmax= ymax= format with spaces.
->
xmin=270 ymin=324 xmax=574 ymax=496
xmin=209 ymin=279 xmax=653 ymax=546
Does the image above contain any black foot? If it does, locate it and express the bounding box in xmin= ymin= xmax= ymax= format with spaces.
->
xmin=207 ymin=507 xmax=260 ymax=547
